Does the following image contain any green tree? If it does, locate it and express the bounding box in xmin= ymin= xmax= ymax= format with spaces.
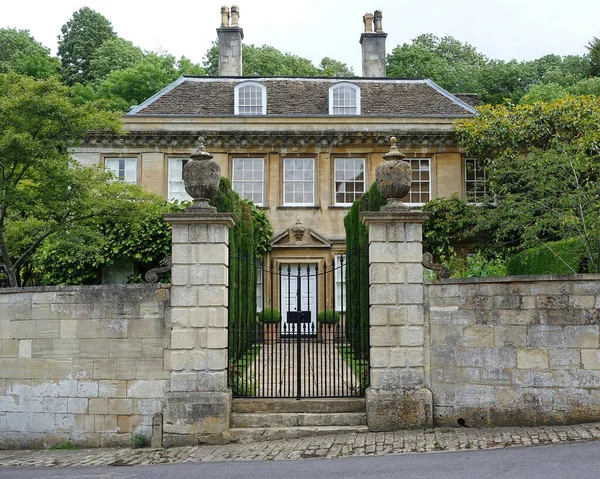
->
xmin=0 ymin=72 xmax=125 ymax=287
xmin=0 ymin=28 xmax=59 ymax=78
xmin=95 ymin=53 xmax=205 ymax=109
xmin=520 ymin=82 xmax=568 ymax=104
xmin=204 ymin=42 xmax=322 ymax=76
xmin=387 ymin=34 xmax=486 ymax=94
xmin=87 ymin=37 xmax=144 ymax=83
xmin=318 ymin=57 xmax=354 ymax=77
xmin=455 ymin=96 xmax=600 ymax=270
xmin=34 ymin=198 xmax=185 ymax=285
xmin=58 ymin=7 xmax=116 ymax=85
xmin=587 ymin=36 xmax=600 ymax=76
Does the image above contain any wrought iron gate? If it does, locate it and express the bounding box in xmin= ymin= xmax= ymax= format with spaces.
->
xmin=228 ymin=249 xmax=369 ymax=399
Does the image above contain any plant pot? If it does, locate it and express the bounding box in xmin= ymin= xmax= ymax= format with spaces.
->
xmin=263 ymin=323 xmax=280 ymax=344
xmin=318 ymin=322 xmax=338 ymax=342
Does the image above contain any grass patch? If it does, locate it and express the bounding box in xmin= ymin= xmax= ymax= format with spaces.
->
xmin=50 ymin=441 xmax=77 ymax=450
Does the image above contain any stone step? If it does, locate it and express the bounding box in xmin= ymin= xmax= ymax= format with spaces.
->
xmin=231 ymin=412 xmax=366 ymax=428
xmin=232 ymin=398 xmax=366 ymax=414
xmin=228 ymin=425 xmax=369 ymax=443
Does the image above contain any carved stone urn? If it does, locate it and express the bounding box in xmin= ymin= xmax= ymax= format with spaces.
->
xmin=183 ymin=137 xmax=220 ymax=212
xmin=375 ymin=136 xmax=412 ymax=210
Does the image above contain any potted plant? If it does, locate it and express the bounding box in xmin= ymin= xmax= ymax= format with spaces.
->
xmin=257 ymin=308 xmax=282 ymax=343
xmin=317 ymin=310 xmax=341 ymax=342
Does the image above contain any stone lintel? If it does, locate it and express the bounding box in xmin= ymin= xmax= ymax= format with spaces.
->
xmin=164 ymin=212 xmax=236 ymax=228
xmin=361 ymin=210 xmax=430 ymax=226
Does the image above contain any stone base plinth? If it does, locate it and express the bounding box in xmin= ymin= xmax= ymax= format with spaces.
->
xmin=366 ymin=387 xmax=433 ymax=431
xmin=163 ymin=391 xmax=232 ymax=447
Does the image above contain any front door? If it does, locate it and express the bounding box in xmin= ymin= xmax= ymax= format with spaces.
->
xmin=280 ymin=263 xmax=317 ymax=335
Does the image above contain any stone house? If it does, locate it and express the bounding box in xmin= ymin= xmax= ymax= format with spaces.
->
xmin=71 ymin=7 xmax=477 ymax=316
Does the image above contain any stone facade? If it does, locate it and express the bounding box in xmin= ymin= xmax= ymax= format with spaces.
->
xmin=0 ymin=285 xmax=170 ymax=448
xmin=427 ymin=275 xmax=600 ymax=427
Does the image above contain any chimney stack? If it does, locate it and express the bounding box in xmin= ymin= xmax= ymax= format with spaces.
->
xmin=360 ymin=10 xmax=387 ymax=77
xmin=217 ymin=5 xmax=244 ymax=76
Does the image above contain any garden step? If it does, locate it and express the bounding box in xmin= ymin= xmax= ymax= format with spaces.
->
xmin=232 ymin=398 xmax=366 ymax=414
xmin=231 ymin=412 xmax=366 ymax=428
xmin=228 ymin=425 xmax=369 ymax=443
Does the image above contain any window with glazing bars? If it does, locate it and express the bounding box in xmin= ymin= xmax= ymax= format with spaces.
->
xmin=465 ymin=158 xmax=488 ymax=202
xmin=401 ymin=159 xmax=431 ymax=205
xmin=168 ymin=158 xmax=192 ymax=202
xmin=283 ymin=158 xmax=314 ymax=205
xmin=331 ymin=84 xmax=358 ymax=115
xmin=232 ymin=158 xmax=264 ymax=205
xmin=237 ymin=84 xmax=265 ymax=115
xmin=105 ymin=158 xmax=137 ymax=184
xmin=334 ymin=158 xmax=365 ymax=205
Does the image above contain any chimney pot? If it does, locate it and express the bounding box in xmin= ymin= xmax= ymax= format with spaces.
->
xmin=363 ymin=13 xmax=374 ymax=33
xmin=374 ymin=10 xmax=383 ymax=32
xmin=220 ymin=6 xmax=230 ymax=27
xmin=231 ymin=5 xmax=240 ymax=26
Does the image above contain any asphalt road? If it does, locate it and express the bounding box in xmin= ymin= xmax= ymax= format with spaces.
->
xmin=2 ymin=441 xmax=599 ymax=479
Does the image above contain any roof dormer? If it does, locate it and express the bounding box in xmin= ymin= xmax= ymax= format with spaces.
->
xmin=234 ymin=81 xmax=267 ymax=115
xmin=329 ymin=82 xmax=361 ymax=115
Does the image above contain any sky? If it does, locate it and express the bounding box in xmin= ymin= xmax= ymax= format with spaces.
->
xmin=3 ymin=0 xmax=600 ymax=74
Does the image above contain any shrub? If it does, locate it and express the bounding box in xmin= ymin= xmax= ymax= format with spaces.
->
xmin=257 ymin=308 xmax=281 ymax=323
xmin=506 ymin=238 xmax=589 ymax=275
xmin=317 ymin=310 xmax=341 ymax=324
xmin=131 ymin=432 xmax=147 ymax=449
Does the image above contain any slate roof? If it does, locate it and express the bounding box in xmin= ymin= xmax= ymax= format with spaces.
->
xmin=129 ymin=77 xmax=477 ymax=117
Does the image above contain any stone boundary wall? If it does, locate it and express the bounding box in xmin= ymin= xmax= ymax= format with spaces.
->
xmin=0 ymin=284 xmax=170 ymax=448
xmin=426 ymin=274 xmax=600 ymax=427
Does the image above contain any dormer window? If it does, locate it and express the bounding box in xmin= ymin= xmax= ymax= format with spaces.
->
xmin=329 ymin=82 xmax=360 ymax=115
xmin=235 ymin=81 xmax=267 ymax=115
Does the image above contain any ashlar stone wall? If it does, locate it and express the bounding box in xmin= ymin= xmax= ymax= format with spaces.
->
xmin=427 ymin=275 xmax=600 ymax=427
xmin=0 ymin=284 xmax=170 ymax=448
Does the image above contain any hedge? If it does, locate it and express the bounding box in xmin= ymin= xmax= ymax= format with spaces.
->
xmin=343 ymin=181 xmax=386 ymax=360
xmin=506 ymin=238 xmax=590 ymax=275
xmin=210 ymin=178 xmax=273 ymax=361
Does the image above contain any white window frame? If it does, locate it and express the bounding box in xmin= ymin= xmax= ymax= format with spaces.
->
xmin=334 ymin=254 xmax=346 ymax=312
xmin=232 ymin=157 xmax=265 ymax=206
xmin=104 ymin=157 xmax=137 ymax=184
xmin=168 ymin=157 xmax=192 ymax=202
xmin=328 ymin=82 xmax=361 ymax=115
xmin=256 ymin=267 xmax=263 ymax=313
xmin=402 ymin=158 xmax=431 ymax=206
xmin=234 ymin=81 xmax=267 ymax=115
xmin=334 ymin=157 xmax=366 ymax=206
xmin=283 ymin=158 xmax=315 ymax=206
xmin=465 ymin=158 xmax=488 ymax=204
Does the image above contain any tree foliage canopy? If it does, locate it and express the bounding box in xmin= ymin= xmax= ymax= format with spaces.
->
xmin=0 ymin=28 xmax=59 ymax=79
xmin=203 ymin=43 xmax=354 ymax=77
xmin=0 ymin=72 xmax=130 ymax=286
xmin=58 ymin=7 xmax=117 ymax=85
xmin=454 ymin=96 xmax=600 ymax=270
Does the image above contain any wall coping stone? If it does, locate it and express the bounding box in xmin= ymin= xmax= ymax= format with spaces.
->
xmin=425 ymin=273 xmax=600 ymax=285
xmin=0 ymin=283 xmax=171 ymax=295
xmin=164 ymin=212 xmax=236 ymax=227
xmin=361 ymin=210 xmax=430 ymax=226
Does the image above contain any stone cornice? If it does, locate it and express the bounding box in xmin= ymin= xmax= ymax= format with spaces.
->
xmin=81 ymin=129 xmax=458 ymax=149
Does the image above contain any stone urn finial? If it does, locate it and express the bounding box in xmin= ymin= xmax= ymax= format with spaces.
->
xmin=183 ymin=137 xmax=220 ymax=212
xmin=376 ymin=136 xmax=412 ymax=210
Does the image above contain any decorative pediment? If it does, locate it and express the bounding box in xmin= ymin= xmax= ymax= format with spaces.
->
xmin=271 ymin=220 xmax=332 ymax=248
